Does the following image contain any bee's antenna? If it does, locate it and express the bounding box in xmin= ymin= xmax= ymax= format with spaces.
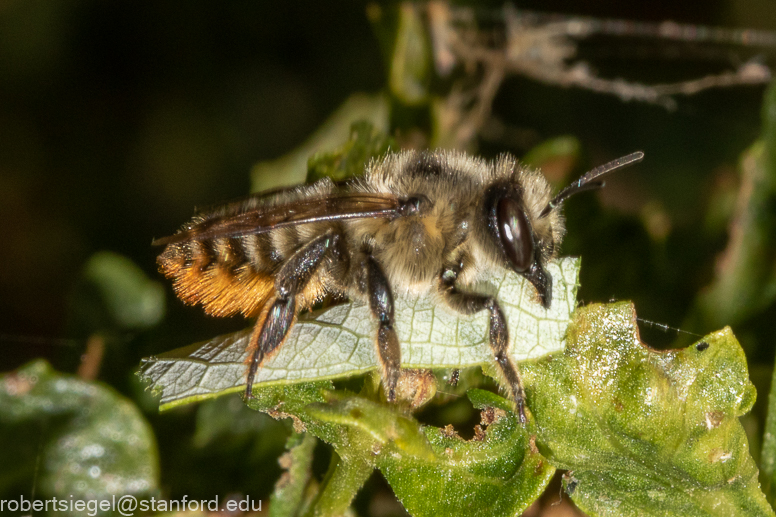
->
xmin=540 ymin=151 xmax=644 ymax=217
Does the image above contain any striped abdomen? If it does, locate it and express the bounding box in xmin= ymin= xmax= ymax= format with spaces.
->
xmin=157 ymin=232 xmax=282 ymax=318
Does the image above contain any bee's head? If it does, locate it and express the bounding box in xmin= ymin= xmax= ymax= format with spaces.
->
xmin=481 ymin=152 xmax=644 ymax=309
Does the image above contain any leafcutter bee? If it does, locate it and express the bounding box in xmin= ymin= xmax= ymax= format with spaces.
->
xmin=154 ymin=150 xmax=643 ymax=422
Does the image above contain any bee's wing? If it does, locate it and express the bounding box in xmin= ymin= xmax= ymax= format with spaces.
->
xmin=153 ymin=193 xmax=401 ymax=246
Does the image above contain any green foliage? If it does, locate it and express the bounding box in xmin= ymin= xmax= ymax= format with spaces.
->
xmin=6 ymin=2 xmax=776 ymax=516
xmin=239 ymin=381 xmax=552 ymax=516
xmin=386 ymin=4 xmax=432 ymax=106
xmin=0 ymin=360 xmax=159 ymax=516
xmin=70 ymin=251 xmax=165 ymax=333
xmin=690 ymin=128 xmax=776 ymax=328
xmin=524 ymin=302 xmax=770 ymax=516
xmin=368 ymin=3 xmax=432 ymax=107
xmin=380 ymin=389 xmax=553 ymax=517
xmin=684 ymin=82 xmax=776 ymax=339
xmin=251 ymin=94 xmax=390 ymax=193
xmin=306 ymin=120 xmax=395 ymax=184
xmin=141 ymin=296 xmax=769 ymax=516
xmin=268 ymin=432 xmax=318 ymax=517
xmin=762 ymin=362 xmax=776 ymax=502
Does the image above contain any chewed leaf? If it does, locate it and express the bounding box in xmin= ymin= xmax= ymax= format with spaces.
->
xmin=140 ymin=257 xmax=579 ymax=409
xmin=378 ymin=389 xmax=554 ymax=516
xmin=245 ymin=387 xmax=554 ymax=517
xmin=522 ymin=302 xmax=772 ymax=517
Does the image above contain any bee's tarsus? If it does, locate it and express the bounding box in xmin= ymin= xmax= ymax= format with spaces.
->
xmin=246 ymin=297 xmax=296 ymax=393
xmin=244 ymin=320 xmax=266 ymax=399
xmin=516 ymin=399 xmax=527 ymax=424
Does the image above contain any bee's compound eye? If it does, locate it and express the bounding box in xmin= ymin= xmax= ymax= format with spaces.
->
xmin=496 ymin=197 xmax=533 ymax=272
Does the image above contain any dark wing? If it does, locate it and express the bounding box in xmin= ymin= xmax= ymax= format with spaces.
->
xmin=153 ymin=192 xmax=401 ymax=246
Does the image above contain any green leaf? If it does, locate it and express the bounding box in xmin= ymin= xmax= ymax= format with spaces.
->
xmin=251 ymin=93 xmax=389 ymax=193
xmin=306 ymin=120 xmax=395 ymax=184
xmin=0 ymin=360 xmax=159 ymax=515
xmin=247 ymin=388 xmax=552 ymax=517
xmin=387 ymin=4 xmax=432 ymax=106
xmin=379 ymin=389 xmax=554 ymax=516
xmin=139 ymin=257 xmax=579 ymax=409
xmin=238 ymin=299 xmax=766 ymax=516
xmin=70 ymin=251 xmax=165 ymax=332
xmin=690 ymin=82 xmax=776 ymax=330
xmin=269 ymin=432 xmax=319 ymax=517
xmin=761 ymin=354 xmax=776 ymax=503
xmin=522 ymin=302 xmax=771 ymax=517
xmin=304 ymin=447 xmax=374 ymax=517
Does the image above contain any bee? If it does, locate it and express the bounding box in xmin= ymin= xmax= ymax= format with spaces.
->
xmin=154 ymin=150 xmax=643 ymax=422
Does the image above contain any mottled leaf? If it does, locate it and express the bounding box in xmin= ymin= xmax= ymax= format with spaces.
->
xmin=522 ymin=302 xmax=771 ymax=517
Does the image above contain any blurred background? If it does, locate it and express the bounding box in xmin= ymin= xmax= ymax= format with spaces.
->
xmin=2 ymin=1 xmax=776 ymax=515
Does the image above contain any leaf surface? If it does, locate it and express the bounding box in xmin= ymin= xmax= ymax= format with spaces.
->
xmin=140 ymin=258 xmax=579 ymax=409
xmin=0 ymin=360 xmax=159 ymax=514
xmin=522 ymin=302 xmax=772 ymax=517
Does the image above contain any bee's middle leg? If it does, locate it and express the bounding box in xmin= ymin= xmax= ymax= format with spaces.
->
xmin=364 ymin=255 xmax=401 ymax=402
xmin=439 ymin=257 xmax=527 ymax=423
xmin=245 ymin=230 xmax=342 ymax=398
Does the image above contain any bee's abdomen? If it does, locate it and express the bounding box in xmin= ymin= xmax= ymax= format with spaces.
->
xmin=158 ymin=235 xmax=279 ymax=318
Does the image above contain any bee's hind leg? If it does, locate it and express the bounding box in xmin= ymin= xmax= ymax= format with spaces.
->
xmin=244 ymin=230 xmax=342 ymax=398
xmin=438 ymin=257 xmax=527 ymax=424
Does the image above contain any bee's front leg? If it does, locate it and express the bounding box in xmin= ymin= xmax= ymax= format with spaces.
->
xmin=364 ymin=255 xmax=401 ymax=402
xmin=244 ymin=230 xmax=342 ymax=398
xmin=438 ymin=257 xmax=527 ymax=423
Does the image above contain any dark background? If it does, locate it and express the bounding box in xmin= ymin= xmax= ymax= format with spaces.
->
xmin=2 ymin=0 xmax=775 ymax=512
